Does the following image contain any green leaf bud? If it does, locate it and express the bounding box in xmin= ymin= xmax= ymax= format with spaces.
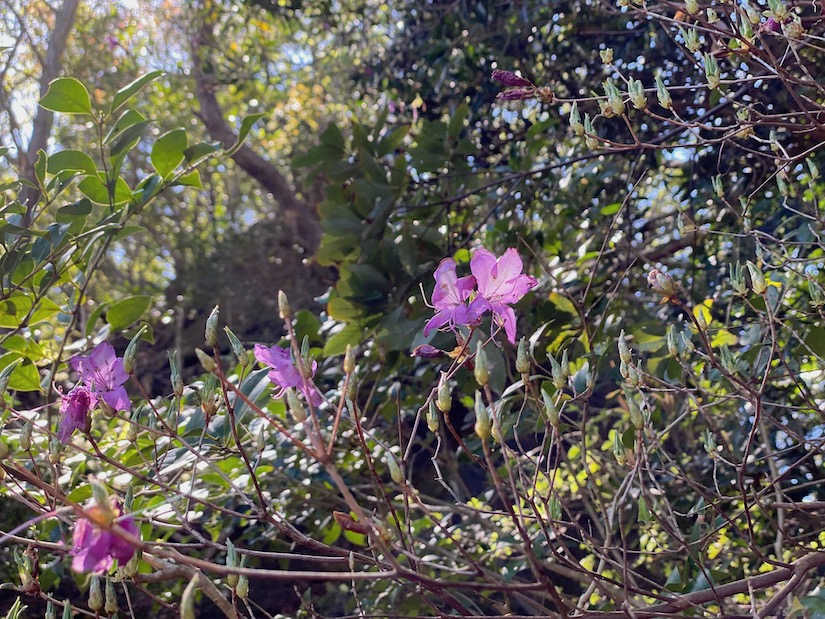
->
xmin=426 ymin=401 xmax=439 ymax=433
xmin=104 ymin=577 xmax=118 ymax=615
xmin=473 ymin=391 xmax=491 ymax=441
xmin=205 ymin=305 xmax=220 ymax=348
xmin=667 ymin=325 xmax=679 ymax=357
xmin=550 ymin=355 xmax=566 ymax=390
xmin=515 ymin=338 xmax=530 ymax=374
xmin=48 ymin=436 xmax=60 ymax=464
xmin=46 ymin=601 xmax=56 ymax=619
xmin=226 ymin=539 xmax=239 ymax=587
xmin=600 ymin=48 xmax=614 ymax=64
xmin=195 ymin=348 xmax=216 ymax=373
xmin=344 ymin=344 xmax=355 ymax=375
xmin=680 ymin=331 xmax=695 ymax=352
xmin=20 ymin=419 xmax=32 ymax=452
xmin=474 ymin=342 xmax=489 ymax=386
xmin=707 ymin=7 xmax=719 ymax=22
xmin=746 ymin=260 xmax=767 ymax=295
xmin=386 ymin=453 xmax=403 ymax=485
xmin=542 ymin=391 xmax=560 ymax=427
xmin=549 ymin=496 xmax=562 ymax=521
xmin=731 ymin=262 xmax=748 ymax=296
xmin=286 ymin=388 xmax=307 ymax=423
xmin=628 ymin=396 xmax=644 ymax=429
xmin=807 ymin=158 xmax=820 ymax=181
xmin=618 ymin=329 xmax=632 ymax=363
xmin=168 ymin=351 xmax=183 ymax=397
xmin=278 ymin=290 xmax=292 ymax=321
xmin=569 ymin=101 xmax=584 ymax=135
xmin=628 ymin=77 xmax=646 ymax=110
xmin=180 ymin=574 xmax=198 ymax=619
xmin=62 ymin=601 xmax=72 ymax=619
xmin=88 ymin=577 xmax=103 ymax=612
xmin=236 ymin=575 xmax=249 ymax=599
xmin=436 ymin=374 xmax=451 ymax=413
xmin=655 ymin=75 xmax=672 ymax=109
xmin=685 ymin=0 xmax=699 ymax=14
xmin=704 ymin=53 xmax=720 ymax=90
xmin=123 ymin=325 xmax=147 ymax=374
xmin=224 ymin=327 xmax=249 ymax=367
xmin=583 ymin=113 xmax=599 ymax=150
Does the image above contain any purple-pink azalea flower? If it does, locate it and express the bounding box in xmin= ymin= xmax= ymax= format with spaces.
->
xmin=253 ymin=344 xmax=322 ymax=405
xmin=69 ymin=342 xmax=130 ymax=412
xmin=423 ymin=258 xmax=481 ymax=337
xmin=71 ymin=498 xmax=139 ymax=574
xmin=58 ymin=385 xmax=97 ymax=443
xmin=468 ymin=248 xmax=538 ymax=344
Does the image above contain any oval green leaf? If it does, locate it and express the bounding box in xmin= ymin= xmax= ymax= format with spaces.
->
xmin=39 ymin=77 xmax=92 ymax=114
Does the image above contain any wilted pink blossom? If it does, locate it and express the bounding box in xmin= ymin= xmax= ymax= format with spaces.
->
xmin=58 ymin=385 xmax=97 ymax=443
xmin=69 ymin=342 xmax=130 ymax=412
xmin=468 ymin=249 xmax=538 ymax=344
xmin=496 ymin=87 xmax=536 ymax=101
xmin=71 ymin=499 xmax=139 ymax=574
xmin=760 ymin=17 xmax=782 ymax=32
xmin=423 ymin=258 xmax=481 ymax=337
xmin=253 ymin=344 xmax=322 ymax=405
xmin=647 ymin=269 xmax=677 ymax=298
xmin=411 ymin=344 xmax=445 ymax=358
xmin=491 ymin=69 xmax=533 ymax=88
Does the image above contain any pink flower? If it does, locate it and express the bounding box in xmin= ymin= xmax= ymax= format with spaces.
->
xmin=58 ymin=385 xmax=97 ymax=443
xmin=253 ymin=344 xmax=322 ymax=405
xmin=468 ymin=248 xmax=538 ymax=344
xmin=69 ymin=342 xmax=130 ymax=412
xmin=491 ymin=69 xmax=533 ymax=88
xmin=423 ymin=258 xmax=481 ymax=337
xmin=71 ymin=499 xmax=139 ymax=574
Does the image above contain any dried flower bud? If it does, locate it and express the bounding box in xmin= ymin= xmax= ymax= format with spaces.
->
xmin=474 ymin=391 xmax=491 ymax=441
xmin=411 ymin=344 xmax=444 ymax=358
xmin=474 ymin=342 xmax=489 ymax=386
xmin=782 ymin=16 xmax=803 ymax=38
xmin=491 ymin=69 xmax=533 ymax=88
xmin=205 ymin=305 xmax=220 ymax=348
xmin=497 ymin=87 xmax=536 ymax=101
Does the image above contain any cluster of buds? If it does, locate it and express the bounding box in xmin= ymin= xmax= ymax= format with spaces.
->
xmin=647 ymin=269 xmax=678 ymax=301
xmin=618 ymin=330 xmax=643 ymax=387
xmin=627 ymin=77 xmax=646 ymax=110
xmin=703 ymin=53 xmax=720 ymax=90
xmin=491 ymin=70 xmax=554 ymax=103
xmin=679 ymin=26 xmax=701 ymax=53
xmin=549 ymin=350 xmax=570 ymax=390
xmin=600 ymin=80 xmax=625 ymax=117
xmin=730 ymin=262 xmax=748 ymax=296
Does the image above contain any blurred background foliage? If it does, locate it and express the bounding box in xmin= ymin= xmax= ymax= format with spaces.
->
xmin=1 ymin=0 xmax=825 ymax=617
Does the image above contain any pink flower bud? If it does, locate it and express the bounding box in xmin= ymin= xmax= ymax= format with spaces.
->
xmin=496 ymin=88 xmax=536 ymax=101
xmin=647 ymin=269 xmax=677 ymax=298
xmin=491 ymin=70 xmax=533 ymax=88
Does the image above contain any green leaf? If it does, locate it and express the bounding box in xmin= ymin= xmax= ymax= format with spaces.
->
xmin=323 ymin=323 xmax=363 ymax=356
xmin=804 ymin=327 xmax=825 ymax=359
xmin=320 ymin=123 xmax=345 ymax=152
xmin=175 ymin=170 xmax=202 ymax=188
xmin=184 ymin=141 xmax=221 ymax=163
xmin=34 ymin=150 xmax=47 ymax=184
xmin=56 ymin=199 xmax=93 ymax=223
xmin=151 ymin=129 xmax=188 ymax=178
xmin=47 ymin=150 xmax=97 ymax=175
xmin=0 ymin=353 xmax=43 ymax=392
xmin=226 ymin=113 xmax=266 ymax=156
xmin=110 ymin=70 xmax=164 ymax=115
xmin=85 ymin=302 xmax=108 ymax=338
xmin=105 ymin=110 xmax=147 ymax=144
xmin=106 ymin=295 xmax=152 ymax=331
xmin=77 ymin=176 xmax=131 ymax=205
xmin=39 ymin=77 xmax=92 ymax=114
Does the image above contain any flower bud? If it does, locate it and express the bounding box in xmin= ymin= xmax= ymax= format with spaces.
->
xmin=88 ymin=576 xmax=103 ymax=612
xmin=46 ymin=601 xmax=56 ymax=619
xmin=746 ymin=261 xmax=767 ymax=295
xmin=618 ymin=330 xmax=632 ymax=364
xmin=782 ymin=16 xmax=803 ymax=39
xmin=537 ymin=87 xmax=554 ymax=104
xmin=767 ymin=0 xmax=789 ymax=21
xmin=61 ymin=601 xmax=72 ymax=619
xmin=628 ymin=77 xmax=646 ymax=110
xmin=604 ymin=79 xmax=624 ymax=116
xmin=685 ymin=0 xmax=698 ymax=14
xmin=684 ymin=27 xmax=701 ymax=53
xmin=680 ymin=331 xmax=695 ymax=352
xmin=707 ymin=8 xmax=719 ymax=22
xmin=628 ymin=397 xmax=644 ymax=429
xmin=20 ymin=419 xmax=32 ymax=451
xmin=807 ymin=159 xmax=820 ymax=181
xmin=745 ymin=3 xmax=761 ymax=23
xmin=569 ymin=102 xmax=584 ymax=135
xmin=344 ymin=344 xmax=355 ymax=375
xmin=286 ymin=388 xmax=307 ymax=423
xmin=808 ymin=275 xmax=825 ymax=307
xmin=515 ymin=338 xmax=530 ymax=374
xmin=550 ymin=355 xmax=566 ymax=390
xmin=619 ymin=359 xmax=630 ymax=380
xmin=497 ymin=88 xmax=536 ymax=101
xmin=205 ymin=305 xmax=220 ymax=348
xmin=712 ymin=174 xmax=724 ymax=198
xmin=49 ymin=436 xmax=60 ymax=464
xmin=542 ymin=391 xmax=560 ymax=427
xmin=123 ymin=325 xmax=147 ymax=375
xmin=473 ymin=391 xmax=491 ymax=441
xmin=386 ymin=453 xmax=403 ymax=485
xmin=656 ymin=75 xmax=672 ymax=109
xmin=224 ymin=327 xmax=249 ymax=367
xmin=583 ymin=114 xmax=599 ymax=150
xmin=647 ymin=269 xmax=677 ymax=298
xmin=104 ymin=577 xmax=118 ymax=615
xmin=435 ymin=374 xmax=451 ymax=413
xmin=168 ymin=351 xmax=183 ymax=397
xmin=491 ymin=69 xmax=533 ymax=88
xmin=613 ymin=430 xmax=626 ymax=465
xmin=278 ymin=290 xmax=292 ymax=321
xmin=426 ymin=401 xmax=439 ymax=433
xmin=195 ymin=348 xmax=216 ymax=373
xmin=600 ymin=48 xmax=614 ymax=64
xmin=123 ymin=551 xmax=140 ymax=578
